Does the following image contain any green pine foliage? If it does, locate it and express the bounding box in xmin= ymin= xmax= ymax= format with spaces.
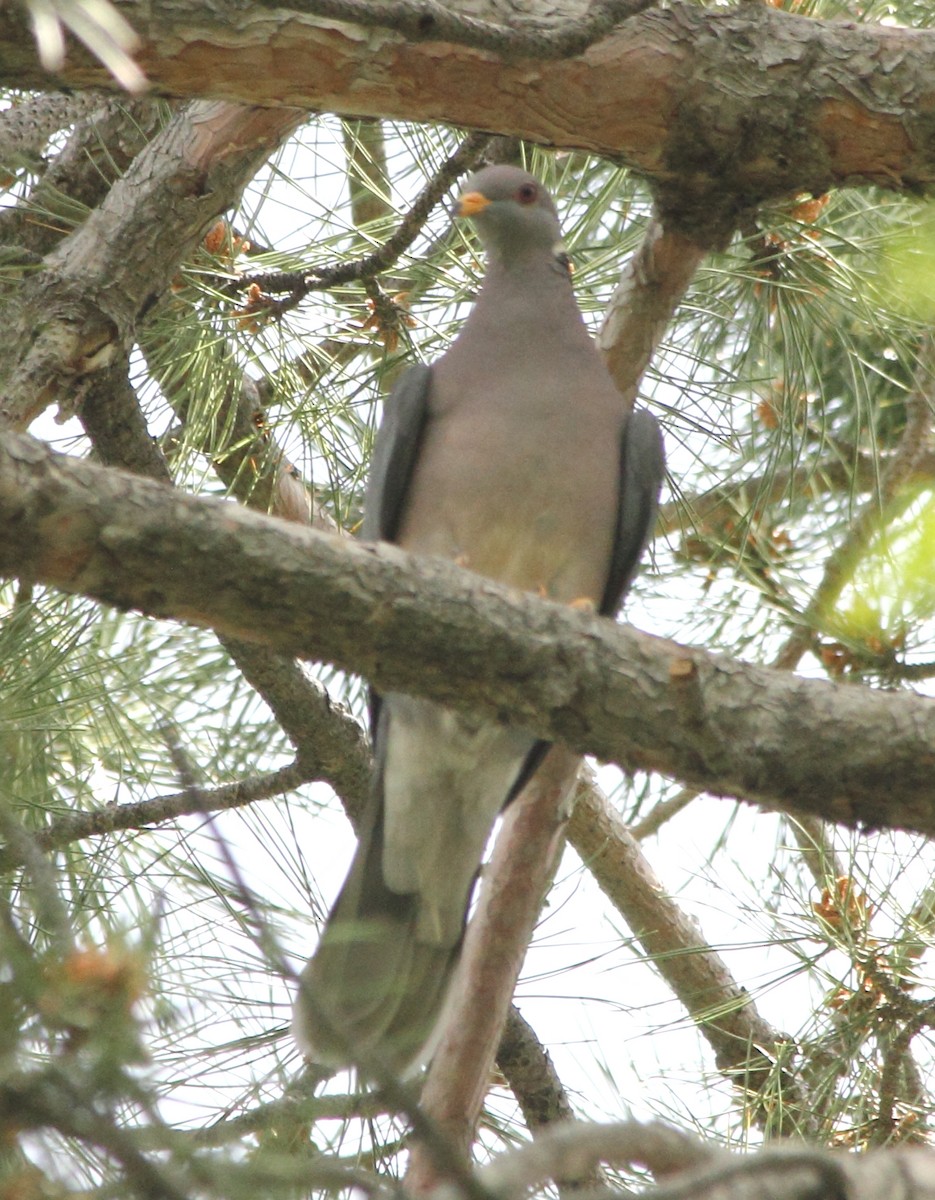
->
xmin=1 ymin=3 xmax=935 ymax=1191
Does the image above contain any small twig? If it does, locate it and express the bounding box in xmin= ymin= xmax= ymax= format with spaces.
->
xmin=767 ymin=341 xmax=935 ymax=1141
xmin=343 ymin=117 xmax=392 ymax=229
xmin=655 ymin=449 xmax=905 ymax=543
xmin=874 ymin=1019 xmax=919 ymax=1147
xmin=0 ymin=805 xmax=72 ymax=951
xmin=883 ymin=657 xmax=935 ymax=680
xmin=629 ymin=785 xmax=696 ymax=840
xmin=5 ymin=1069 xmax=190 ymax=1200
xmin=785 ymin=815 xmax=845 ymax=892
xmin=229 ymin=129 xmax=491 ymax=311
xmin=182 ymin=1079 xmax=392 ymax=1147
xmin=0 ymin=762 xmax=309 ymax=873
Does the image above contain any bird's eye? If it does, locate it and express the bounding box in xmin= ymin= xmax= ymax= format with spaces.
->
xmin=516 ymin=182 xmax=538 ymax=205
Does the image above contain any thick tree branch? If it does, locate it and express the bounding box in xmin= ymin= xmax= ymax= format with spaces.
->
xmin=0 ymin=100 xmax=304 ymax=430
xmin=597 ymin=219 xmax=706 ymax=403
xmin=252 ymin=0 xmax=656 ymax=62
xmin=3 ymin=430 xmax=935 ymax=837
xmin=480 ymin=1124 xmax=935 ymax=1200
xmin=1 ymin=3 xmax=934 ymax=237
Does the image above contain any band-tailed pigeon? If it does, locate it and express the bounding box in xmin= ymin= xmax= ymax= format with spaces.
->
xmin=294 ymin=165 xmax=665 ymax=1073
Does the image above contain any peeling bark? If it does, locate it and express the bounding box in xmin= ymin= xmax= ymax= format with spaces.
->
xmin=0 ymin=4 xmax=934 ymax=236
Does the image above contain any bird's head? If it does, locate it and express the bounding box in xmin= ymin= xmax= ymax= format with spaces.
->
xmin=455 ymin=166 xmax=567 ymax=269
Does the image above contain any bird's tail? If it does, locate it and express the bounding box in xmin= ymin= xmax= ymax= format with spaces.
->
xmin=292 ymin=798 xmax=463 ymax=1076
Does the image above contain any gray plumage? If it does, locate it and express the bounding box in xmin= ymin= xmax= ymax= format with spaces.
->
xmin=294 ymin=165 xmax=665 ymax=1074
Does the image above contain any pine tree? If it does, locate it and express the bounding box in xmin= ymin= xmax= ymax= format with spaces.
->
xmin=1 ymin=2 xmax=935 ymax=1197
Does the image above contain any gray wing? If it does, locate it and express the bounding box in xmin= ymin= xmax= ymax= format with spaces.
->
xmin=599 ymin=407 xmax=665 ymax=617
xmin=362 ymin=363 xmax=432 ymax=734
xmin=361 ymin=363 xmax=432 ymax=544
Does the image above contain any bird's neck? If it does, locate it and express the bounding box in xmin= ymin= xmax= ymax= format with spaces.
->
xmin=468 ymin=251 xmax=587 ymax=341
xmin=484 ymin=242 xmax=571 ymax=281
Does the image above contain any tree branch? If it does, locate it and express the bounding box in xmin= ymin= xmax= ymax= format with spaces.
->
xmin=0 ymin=100 xmax=304 ymax=430
xmin=1 ymin=3 xmax=933 ymax=237
xmin=0 ymin=762 xmax=309 ymax=872
xmin=405 ymin=747 xmax=580 ymax=1191
xmin=497 ymin=1006 xmax=576 ymax=1131
xmin=15 ymin=98 xmax=376 ymax=826
xmin=597 ymin=219 xmax=706 ymax=404
xmin=568 ymin=774 xmax=816 ymax=1136
xmin=0 ymin=90 xmax=103 ymax=166
xmin=3 ymin=430 xmax=935 ymax=836
xmin=479 ymin=1119 xmax=717 ymax=1194
xmin=0 ymin=96 xmax=167 ymax=258
xmin=80 ymin=340 xmax=373 ymax=818
xmin=251 ymin=0 xmax=657 ymax=62
xmin=497 ymin=1006 xmax=607 ymax=1193
xmin=478 ymin=1123 xmax=935 ymax=1199
xmin=775 ymin=336 xmax=935 ymax=670
xmin=236 ymin=128 xmax=491 ymax=298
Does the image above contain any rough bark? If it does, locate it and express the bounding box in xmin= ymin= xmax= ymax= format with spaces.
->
xmin=0 ymin=3 xmax=934 ymax=237
xmin=3 ymin=429 xmax=935 ymax=836
xmin=479 ymin=1121 xmax=935 ymax=1200
xmin=0 ymin=101 xmax=304 ymax=430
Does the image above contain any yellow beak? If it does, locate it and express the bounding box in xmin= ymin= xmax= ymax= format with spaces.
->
xmin=456 ymin=191 xmax=491 ymax=218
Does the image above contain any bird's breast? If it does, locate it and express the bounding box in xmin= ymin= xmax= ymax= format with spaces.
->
xmin=396 ymin=362 xmax=623 ymax=605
